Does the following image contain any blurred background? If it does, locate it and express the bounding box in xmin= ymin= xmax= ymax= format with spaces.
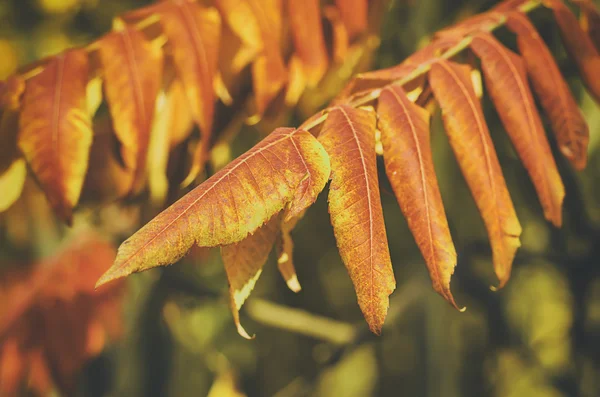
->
xmin=1 ymin=0 xmax=600 ymax=396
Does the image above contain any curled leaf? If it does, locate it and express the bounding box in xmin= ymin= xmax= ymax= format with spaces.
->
xmin=98 ymin=128 xmax=330 ymax=287
xmin=429 ymin=60 xmax=522 ymax=288
xmin=18 ymin=49 xmax=92 ymax=224
xmin=98 ymin=26 xmax=163 ymax=194
xmin=319 ymin=105 xmax=395 ymax=334
xmin=470 ymin=32 xmax=565 ymax=227
xmin=276 ymin=214 xmax=303 ymax=293
xmin=505 ymin=11 xmax=589 ymax=170
xmin=222 ymin=215 xmax=280 ymax=339
xmin=377 ymin=84 xmax=459 ymax=308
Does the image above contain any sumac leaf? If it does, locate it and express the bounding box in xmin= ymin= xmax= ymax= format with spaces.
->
xmin=18 ymin=49 xmax=92 ymax=224
xmin=98 ymin=128 xmax=330 ymax=286
xmin=276 ymin=214 xmax=303 ymax=293
xmin=377 ymin=85 xmax=459 ymax=308
xmin=470 ymin=32 xmax=565 ymax=227
xmin=545 ymin=0 xmax=600 ymax=103
xmin=319 ymin=105 xmax=395 ymax=334
xmin=505 ymin=11 xmax=589 ymax=170
xmin=98 ymin=27 xmax=163 ymax=194
xmin=288 ymin=0 xmax=328 ymax=86
xmin=156 ymin=1 xmax=221 ymax=187
xmin=429 ymin=60 xmax=522 ymax=287
xmin=222 ymin=215 xmax=279 ymax=339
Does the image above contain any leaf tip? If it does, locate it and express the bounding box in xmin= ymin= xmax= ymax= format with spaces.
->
xmin=285 ymin=274 xmax=302 ymax=293
xmin=95 ymin=265 xmax=125 ymax=289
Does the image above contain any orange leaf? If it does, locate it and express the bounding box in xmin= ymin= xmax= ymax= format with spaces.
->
xmin=323 ymin=6 xmax=350 ymax=64
xmin=377 ymin=85 xmax=459 ymax=308
xmin=18 ymin=49 xmax=92 ymax=224
xmin=288 ymin=0 xmax=329 ymax=86
xmin=334 ymin=0 xmax=368 ymax=39
xmin=246 ymin=0 xmax=287 ymax=115
xmin=98 ymin=26 xmax=163 ymax=194
xmin=545 ymin=0 xmax=600 ymax=103
xmin=572 ymin=0 xmax=600 ymax=52
xmin=470 ymin=33 xmax=565 ymax=227
xmin=505 ymin=11 xmax=589 ymax=170
xmin=222 ymin=215 xmax=280 ymax=339
xmin=318 ymin=105 xmax=395 ymax=334
xmin=98 ymin=128 xmax=330 ymax=287
xmin=276 ymin=213 xmax=303 ymax=293
xmin=155 ymin=1 xmax=221 ymax=187
xmin=429 ymin=60 xmax=522 ymax=287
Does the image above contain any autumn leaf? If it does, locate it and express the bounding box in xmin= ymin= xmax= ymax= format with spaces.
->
xmin=97 ymin=128 xmax=330 ymax=287
xmin=98 ymin=26 xmax=163 ymax=194
xmin=505 ymin=11 xmax=589 ymax=170
xmin=323 ymin=6 xmax=350 ymax=64
xmin=154 ymin=1 xmax=221 ymax=187
xmin=429 ymin=60 xmax=522 ymax=288
xmin=18 ymin=49 xmax=92 ymax=224
xmin=276 ymin=213 xmax=303 ymax=294
xmin=334 ymin=0 xmax=368 ymax=39
xmin=376 ymin=84 xmax=459 ymax=308
xmin=319 ymin=105 xmax=395 ymax=334
xmin=572 ymin=0 xmax=600 ymax=52
xmin=544 ymin=0 xmax=600 ymax=103
xmin=288 ymin=0 xmax=329 ymax=86
xmin=222 ymin=215 xmax=280 ymax=339
xmin=470 ymin=32 xmax=565 ymax=227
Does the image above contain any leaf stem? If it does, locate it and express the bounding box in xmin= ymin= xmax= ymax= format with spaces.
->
xmin=301 ymin=0 xmax=544 ymax=131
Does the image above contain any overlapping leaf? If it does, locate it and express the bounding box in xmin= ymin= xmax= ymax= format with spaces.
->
xmin=377 ymin=84 xmax=459 ymax=307
xmin=319 ymin=105 xmax=395 ymax=334
xmin=154 ymin=1 xmax=221 ymax=187
xmin=97 ymin=128 xmax=330 ymax=287
xmin=505 ymin=11 xmax=589 ymax=169
xmin=18 ymin=49 xmax=92 ymax=224
xmin=470 ymin=32 xmax=565 ymax=227
xmin=98 ymin=26 xmax=163 ymax=194
xmin=429 ymin=60 xmax=522 ymax=287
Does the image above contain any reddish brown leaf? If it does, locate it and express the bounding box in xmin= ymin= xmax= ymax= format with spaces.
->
xmin=334 ymin=0 xmax=368 ymax=39
xmin=429 ymin=60 xmax=522 ymax=287
xmin=98 ymin=26 xmax=163 ymax=194
xmin=222 ymin=215 xmax=279 ymax=339
xmin=572 ymin=0 xmax=600 ymax=52
xmin=545 ymin=0 xmax=600 ymax=103
xmin=318 ymin=105 xmax=395 ymax=334
xmin=288 ymin=0 xmax=329 ymax=86
xmin=505 ymin=11 xmax=589 ymax=170
xmin=18 ymin=49 xmax=92 ymax=224
xmin=98 ymin=128 xmax=330 ymax=287
xmin=155 ymin=1 xmax=221 ymax=187
xmin=377 ymin=84 xmax=459 ymax=308
xmin=470 ymin=33 xmax=565 ymax=227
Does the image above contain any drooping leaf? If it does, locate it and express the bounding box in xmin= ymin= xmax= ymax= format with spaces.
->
xmin=544 ymin=0 xmax=600 ymax=103
xmin=98 ymin=26 xmax=163 ymax=194
xmin=470 ymin=32 xmax=565 ymax=227
xmin=155 ymin=1 xmax=221 ymax=187
xmin=98 ymin=128 xmax=330 ymax=287
xmin=377 ymin=84 xmax=459 ymax=308
xmin=276 ymin=213 xmax=303 ymax=293
xmin=572 ymin=0 xmax=600 ymax=52
xmin=288 ymin=0 xmax=329 ymax=86
xmin=334 ymin=0 xmax=368 ymax=39
xmin=18 ymin=49 xmax=92 ymax=224
xmin=505 ymin=11 xmax=589 ymax=170
xmin=246 ymin=0 xmax=288 ymax=115
xmin=429 ymin=60 xmax=522 ymax=287
xmin=222 ymin=214 xmax=280 ymax=339
xmin=318 ymin=105 xmax=395 ymax=334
